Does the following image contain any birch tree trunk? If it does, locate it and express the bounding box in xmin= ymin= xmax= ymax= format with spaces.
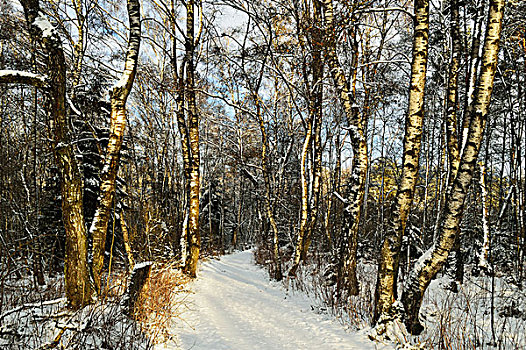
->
xmin=444 ymin=0 xmax=463 ymax=288
xmin=460 ymin=0 xmax=484 ymax=151
xmin=290 ymin=114 xmax=313 ymax=275
xmin=300 ymin=0 xmax=324 ymax=262
xmin=182 ymin=0 xmax=201 ymax=277
xmin=445 ymin=0 xmax=461 ymax=190
xmin=401 ymin=0 xmax=505 ymax=333
xmin=323 ymin=0 xmax=368 ymax=296
xmin=289 ymin=0 xmax=324 ymax=277
xmin=167 ymin=0 xmax=200 ymax=274
xmin=90 ymin=0 xmax=141 ymax=292
xmin=257 ymin=97 xmax=283 ymax=281
xmin=374 ymin=0 xmax=430 ymax=323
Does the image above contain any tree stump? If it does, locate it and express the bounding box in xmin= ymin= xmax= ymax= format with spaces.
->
xmin=122 ymin=262 xmax=152 ymax=317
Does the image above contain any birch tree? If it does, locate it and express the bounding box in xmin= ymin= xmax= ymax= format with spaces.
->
xmin=1 ymin=0 xmax=142 ymax=304
xmin=289 ymin=0 xmax=324 ymax=277
xmin=90 ymin=0 xmax=141 ymax=293
xmin=374 ymin=0 xmax=430 ymax=323
xmin=322 ymin=0 xmax=368 ymax=296
xmin=171 ymin=0 xmax=201 ymax=277
xmin=401 ymin=0 xmax=505 ymax=333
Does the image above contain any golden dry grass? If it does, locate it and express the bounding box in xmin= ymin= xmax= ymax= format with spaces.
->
xmin=134 ymin=261 xmax=191 ymax=345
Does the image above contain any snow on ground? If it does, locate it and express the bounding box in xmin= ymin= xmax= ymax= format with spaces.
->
xmin=157 ymin=250 xmax=380 ymax=350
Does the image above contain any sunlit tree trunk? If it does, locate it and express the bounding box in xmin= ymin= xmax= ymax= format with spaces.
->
xmin=5 ymin=0 xmax=94 ymax=309
xmin=90 ymin=0 xmax=141 ymax=292
xmin=374 ymin=0 xmax=430 ymax=323
xmin=291 ymin=114 xmax=313 ymax=274
xmin=170 ymin=0 xmax=200 ymax=274
xmin=119 ymin=209 xmax=135 ymax=271
xmin=179 ymin=0 xmax=201 ymax=277
xmin=401 ymin=0 xmax=505 ymax=333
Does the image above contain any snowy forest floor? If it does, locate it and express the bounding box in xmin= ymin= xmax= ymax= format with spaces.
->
xmin=157 ymin=250 xmax=383 ymax=350
xmin=2 ymin=250 xmax=525 ymax=349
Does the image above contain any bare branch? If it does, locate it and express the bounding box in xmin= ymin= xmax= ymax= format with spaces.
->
xmin=0 ymin=70 xmax=47 ymax=88
xmin=355 ymin=7 xmax=414 ymax=19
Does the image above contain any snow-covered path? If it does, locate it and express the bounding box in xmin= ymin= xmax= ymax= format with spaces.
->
xmin=161 ymin=250 xmax=376 ymax=350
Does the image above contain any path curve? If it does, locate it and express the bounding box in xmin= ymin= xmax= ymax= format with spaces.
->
xmin=165 ymin=250 xmax=375 ymax=350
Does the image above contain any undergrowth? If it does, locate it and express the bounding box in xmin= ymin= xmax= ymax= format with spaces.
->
xmin=0 ymin=261 xmax=191 ymax=349
xmin=255 ymin=245 xmax=526 ymax=350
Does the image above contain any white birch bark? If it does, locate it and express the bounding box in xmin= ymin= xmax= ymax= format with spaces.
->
xmin=401 ymin=0 xmax=505 ymax=333
xmin=374 ymin=0 xmax=430 ymax=323
xmin=90 ymin=0 xmax=141 ymax=292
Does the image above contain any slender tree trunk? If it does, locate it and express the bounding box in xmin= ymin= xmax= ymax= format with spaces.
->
xmin=70 ymin=0 xmax=86 ymax=96
xmin=119 ymin=210 xmax=135 ymax=271
xmin=183 ymin=0 xmax=201 ymax=277
xmin=461 ymin=0 xmax=484 ymax=151
xmin=249 ymin=36 xmax=283 ymax=280
xmin=90 ymin=0 xmax=141 ymax=292
xmin=401 ymin=0 xmax=505 ymax=333
xmin=445 ymin=0 xmax=461 ymax=186
xmin=171 ymin=0 xmax=200 ymax=275
xmin=323 ymin=0 xmax=368 ymax=296
xmin=290 ymin=117 xmax=313 ymax=275
xmin=478 ymin=164 xmax=491 ymax=271
xmin=374 ymin=0 xmax=430 ymax=323
xmin=444 ymin=0 xmax=463 ymax=287
xmin=301 ymin=0 xmax=324 ymax=261
xmin=289 ymin=0 xmax=324 ymax=276
xmin=257 ymin=99 xmax=283 ymax=281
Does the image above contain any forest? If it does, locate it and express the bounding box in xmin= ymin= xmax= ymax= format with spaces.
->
xmin=0 ymin=0 xmax=524 ymax=348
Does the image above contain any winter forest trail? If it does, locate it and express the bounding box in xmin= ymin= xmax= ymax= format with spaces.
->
xmin=160 ymin=250 xmax=376 ymax=350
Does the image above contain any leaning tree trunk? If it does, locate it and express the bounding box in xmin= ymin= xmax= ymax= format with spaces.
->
xmin=323 ymin=0 xmax=368 ymax=296
xmin=373 ymin=0 xmax=430 ymax=323
xmin=90 ymin=0 xmax=141 ymax=293
xmin=401 ymin=0 xmax=505 ymax=334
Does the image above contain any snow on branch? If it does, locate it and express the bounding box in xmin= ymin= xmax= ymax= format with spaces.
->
xmin=332 ymin=191 xmax=348 ymax=204
xmin=33 ymin=12 xmax=58 ymax=39
xmin=0 ymin=70 xmax=47 ymax=88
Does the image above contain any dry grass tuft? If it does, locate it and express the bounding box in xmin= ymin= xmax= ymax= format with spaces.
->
xmin=134 ymin=261 xmax=191 ymax=345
